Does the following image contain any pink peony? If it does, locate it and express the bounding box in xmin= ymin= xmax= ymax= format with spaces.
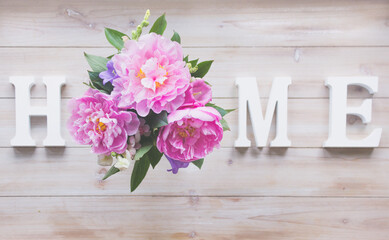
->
xmin=183 ymin=78 xmax=212 ymax=107
xmin=156 ymin=107 xmax=223 ymax=162
xmin=111 ymin=33 xmax=191 ymax=116
xmin=67 ymin=89 xmax=140 ymax=155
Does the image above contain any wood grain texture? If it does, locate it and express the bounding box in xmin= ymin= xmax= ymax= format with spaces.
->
xmin=0 ymin=0 xmax=389 ymax=47
xmin=0 ymin=98 xmax=387 ymax=147
xmin=1 ymin=196 xmax=389 ymax=240
xmin=1 ymin=147 xmax=389 ymax=197
xmin=1 ymin=0 xmax=389 ymax=238
xmin=1 ymin=47 xmax=389 ymax=99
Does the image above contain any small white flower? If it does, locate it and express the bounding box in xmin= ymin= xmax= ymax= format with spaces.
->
xmin=97 ymin=155 xmax=113 ymax=166
xmin=114 ymin=150 xmax=132 ymax=170
xmin=114 ymin=156 xmax=130 ymax=171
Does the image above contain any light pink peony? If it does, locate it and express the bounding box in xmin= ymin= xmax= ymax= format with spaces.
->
xmin=67 ymin=89 xmax=140 ymax=155
xmin=157 ymin=107 xmax=223 ymax=162
xmin=183 ymin=78 xmax=212 ymax=107
xmin=111 ymin=33 xmax=191 ymax=116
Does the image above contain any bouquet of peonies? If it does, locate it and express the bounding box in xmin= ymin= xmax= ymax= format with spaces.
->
xmin=67 ymin=10 xmax=233 ymax=191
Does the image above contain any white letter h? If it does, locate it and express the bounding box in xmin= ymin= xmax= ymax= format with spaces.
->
xmin=10 ymin=76 xmax=66 ymax=146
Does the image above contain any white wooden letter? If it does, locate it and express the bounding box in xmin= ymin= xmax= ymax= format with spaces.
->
xmin=10 ymin=76 xmax=66 ymax=146
xmin=323 ymin=76 xmax=382 ymax=148
xmin=235 ymin=77 xmax=292 ymax=147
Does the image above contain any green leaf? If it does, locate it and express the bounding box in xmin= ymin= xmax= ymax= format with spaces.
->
xmin=149 ymin=13 xmax=167 ymax=35
xmin=191 ymin=158 xmax=204 ymax=169
xmin=171 ymin=31 xmax=181 ymax=43
xmin=130 ymin=156 xmax=150 ymax=192
xmin=84 ymin=52 xmax=108 ymax=72
xmin=87 ymin=71 xmax=101 ymax=82
xmin=87 ymin=71 xmax=113 ymax=94
xmin=204 ymin=80 xmax=212 ymax=86
xmin=147 ymin=146 xmax=163 ymax=168
xmin=189 ymin=59 xmax=199 ymax=67
xmin=220 ymin=118 xmax=230 ymax=131
xmin=134 ymin=142 xmax=153 ymax=161
xmin=205 ymin=103 xmax=235 ymax=117
xmin=183 ymin=55 xmax=189 ymax=63
xmin=104 ymin=28 xmax=128 ymax=50
xmin=191 ymin=60 xmax=213 ymax=78
xmin=147 ymin=111 xmax=168 ymax=129
xmin=83 ymin=81 xmax=100 ymax=90
xmin=102 ymin=166 xmax=120 ymax=180
xmin=83 ymin=81 xmax=94 ymax=88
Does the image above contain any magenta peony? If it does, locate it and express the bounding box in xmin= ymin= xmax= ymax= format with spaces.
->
xmin=157 ymin=107 xmax=223 ymax=162
xmin=67 ymin=89 xmax=140 ymax=155
xmin=183 ymin=78 xmax=212 ymax=107
xmin=111 ymin=33 xmax=191 ymax=116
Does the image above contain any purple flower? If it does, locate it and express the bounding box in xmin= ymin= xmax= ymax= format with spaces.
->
xmin=99 ymin=60 xmax=119 ymax=85
xmin=166 ymin=155 xmax=189 ymax=174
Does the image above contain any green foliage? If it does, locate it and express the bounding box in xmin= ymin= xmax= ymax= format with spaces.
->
xmin=191 ymin=60 xmax=213 ymax=78
xmin=130 ymin=145 xmax=163 ymax=192
xmin=87 ymin=71 xmax=113 ymax=94
xmin=132 ymin=9 xmax=151 ymax=40
xmin=104 ymin=28 xmax=128 ymax=50
xmin=150 ymin=13 xmax=167 ymax=35
xmin=84 ymin=52 xmax=108 ymax=72
xmin=171 ymin=31 xmax=181 ymax=43
xmin=147 ymin=146 xmax=163 ymax=169
xmin=191 ymin=158 xmax=204 ymax=169
xmin=130 ymin=155 xmax=150 ymax=192
xmin=220 ymin=118 xmax=230 ymax=131
xmin=102 ymin=165 xmax=120 ymax=180
xmin=205 ymin=103 xmax=233 ymax=132
xmin=146 ymin=111 xmax=168 ymax=129
xmin=189 ymin=59 xmax=199 ymax=67
xmin=133 ymin=143 xmax=153 ymax=161
xmin=203 ymin=80 xmax=212 ymax=86
xmin=205 ymin=103 xmax=235 ymax=117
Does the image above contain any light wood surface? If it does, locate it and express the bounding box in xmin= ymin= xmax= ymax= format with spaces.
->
xmin=2 ymin=147 xmax=389 ymax=197
xmin=1 ymin=47 xmax=389 ymax=99
xmin=1 ymin=0 xmax=389 ymax=47
xmin=1 ymin=0 xmax=389 ymax=239
xmin=1 ymin=196 xmax=389 ymax=240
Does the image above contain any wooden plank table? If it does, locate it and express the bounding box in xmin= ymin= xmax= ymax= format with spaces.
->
xmin=1 ymin=0 xmax=389 ymax=239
